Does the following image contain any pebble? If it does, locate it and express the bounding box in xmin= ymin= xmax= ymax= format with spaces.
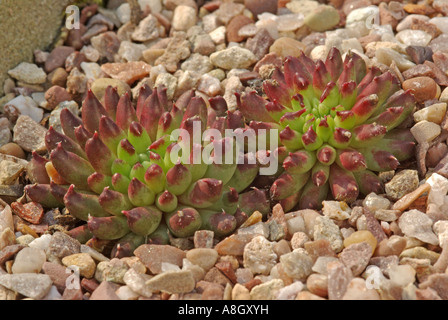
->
xmin=304 ymin=5 xmax=340 ymax=32
xmin=306 ymin=273 xmax=328 ymax=297
xmin=244 ymin=0 xmax=277 ymax=17
xmin=172 ymin=5 xmax=197 ymax=32
xmin=117 ymin=41 xmax=146 ymax=62
xmin=48 ymin=68 xmax=68 ymax=88
xmin=339 ymin=242 xmax=373 ymax=276
xmin=45 ymin=86 xmax=73 ymax=110
xmin=11 ymin=202 xmax=44 ymax=225
xmin=430 ymin=17 xmax=448 ymax=34
xmin=131 ymin=14 xmax=159 ymax=42
xmin=232 ymin=283 xmax=251 ymax=300
xmin=286 ymin=0 xmax=319 ymax=16
xmin=243 ymin=236 xmax=277 ymax=275
xmin=122 ymin=268 xmax=153 ymax=298
xmin=155 ymin=32 xmax=191 ymax=73
xmin=375 ymin=235 xmax=407 ymax=257
xmin=0 ymin=160 xmax=24 ymax=185
xmin=145 ymin=270 xmax=196 ymax=294
xmin=385 ymin=170 xmax=419 ymax=201
xmin=91 ymin=78 xmax=131 ymax=102
xmin=41 ymin=262 xmax=71 ymax=293
xmin=0 ymin=206 xmax=14 ymax=233
xmin=0 ymin=119 xmax=11 ymax=147
xmin=245 ymin=28 xmax=274 ymax=60
xmin=250 ymin=279 xmax=284 ymax=300
xmin=396 ymin=30 xmax=432 ymax=47
xmin=181 ymin=53 xmax=213 ymax=75
xmin=279 ymin=249 xmax=313 ymax=281
xmin=5 ymin=95 xmax=44 ymax=123
xmin=197 ymin=74 xmax=222 ymax=97
xmin=0 ymin=273 xmax=52 ymax=300
xmin=186 ymin=248 xmax=218 ymax=272
xmin=223 ymin=75 xmax=243 ymax=111
xmin=115 ymin=285 xmax=139 ymax=300
xmin=343 ymin=230 xmax=377 ymax=254
xmin=214 ymin=2 xmax=245 ymax=25
xmin=363 ymin=193 xmax=391 ymax=212
xmin=400 ymin=247 xmax=440 ymax=265
xmin=398 ymin=209 xmax=439 ymax=246
xmin=419 ymin=274 xmax=448 ymax=300
xmin=440 ymin=87 xmax=448 ymax=104
xmin=45 ymin=46 xmax=75 ymax=73
xmin=8 ymin=62 xmax=47 ymax=85
xmin=322 ymin=201 xmax=351 ymax=220
xmin=392 ymin=182 xmax=431 ymax=211
xmin=413 ymin=102 xmax=447 ymax=125
xmin=342 ymin=278 xmax=381 ymax=300
xmin=313 ymin=216 xmax=344 ymax=253
xmin=11 ymin=247 xmax=46 ymax=274
xmin=406 ymin=46 xmax=434 ymax=65
xmin=90 ymin=281 xmax=120 ymax=300
xmin=0 ymin=228 xmax=15 ymax=251
xmin=429 ymin=34 xmax=448 ymax=53
xmin=312 ymin=256 xmax=339 ymax=275
xmin=290 ymin=232 xmax=309 ymax=250
xmin=12 ymin=115 xmax=47 ymax=153
xmin=134 ymin=244 xmax=186 ymax=274
xmin=345 ymin=5 xmax=380 ymax=36
xmin=47 ymin=231 xmax=81 ymax=261
xmin=210 ymin=46 xmax=257 ymax=70
xmin=269 ymin=37 xmax=306 ymax=59
xmin=227 ymin=15 xmax=254 ymax=43
xmin=410 ymin=120 xmax=441 ymax=144
xmin=375 ymin=47 xmax=415 ymax=72
xmin=95 ymin=259 xmax=128 ymax=283
xmin=90 ymin=31 xmax=121 ymax=62
xmin=101 ymin=61 xmax=151 ymax=85
xmin=62 ymin=253 xmax=96 ymax=279
xmin=327 ymin=260 xmax=353 ymax=300
xmin=66 ymin=68 xmax=88 ymax=95
xmin=116 ymin=3 xmax=131 ymax=24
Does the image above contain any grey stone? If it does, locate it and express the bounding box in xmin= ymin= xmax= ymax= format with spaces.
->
xmin=385 ymin=170 xmax=420 ymax=201
xmin=12 ymin=115 xmax=46 ymax=153
xmin=398 ymin=209 xmax=439 ymax=245
xmin=0 ymin=273 xmax=52 ymax=300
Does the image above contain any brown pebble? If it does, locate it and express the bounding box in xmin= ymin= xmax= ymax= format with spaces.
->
xmin=392 ymin=182 xmax=431 ymax=211
xmin=215 ymin=261 xmax=237 ymax=283
xmin=226 ymin=15 xmax=253 ymax=43
xmin=403 ymin=3 xmax=436 ymax=15
xmin=44 ymin=85 xmax=73 ymax=110
xmin=244 ymin=278 xmax=262 ymax=291
xmin=306 ymin=273 xmax=328 ymax=298
xmin=402 ymin=76 xmax=440 ymax=103
xmin=0 ymin=143 xmax=26 ymax=159
xmin=11 ymin=201 xmax=44 ymax=225
xmin=47 ymin=67 xmax=69 ymax=87
xmin=81 ymin=278 xmax=100 ymax=293
xmin=45 ymin=46 xmax=75 ymax=73
xmin=244 ymin=0 xmax=277 ymax=16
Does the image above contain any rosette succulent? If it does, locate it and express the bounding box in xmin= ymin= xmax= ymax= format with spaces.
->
xmin=239 ymin=48 xmax=416 ymax=211
xmin=25 ymin=86 xmax=266 ymax=256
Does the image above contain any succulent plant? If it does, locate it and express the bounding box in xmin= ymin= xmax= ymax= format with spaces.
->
xmin=25 ymin=86 xmax=266 ymax=257
xmin=239 ymin=48 xmax=416 ymax=211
